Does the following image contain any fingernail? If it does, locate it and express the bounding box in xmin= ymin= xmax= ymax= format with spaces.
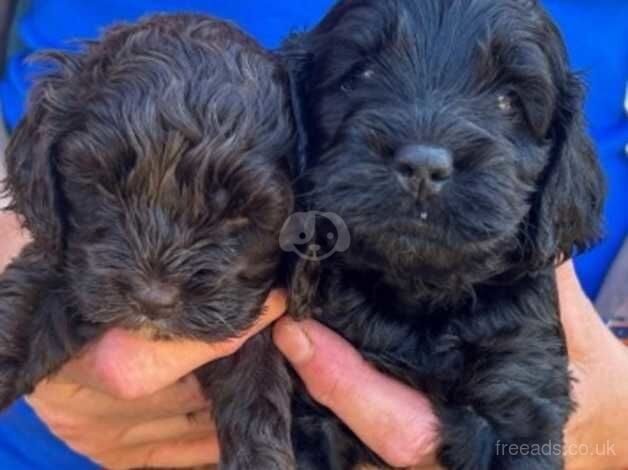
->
xmin=275 ymin=319 xmax=314 ymax=365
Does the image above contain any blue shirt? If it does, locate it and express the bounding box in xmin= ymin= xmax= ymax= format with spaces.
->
xmin=0 ymin=1 xmax=626 ymax=468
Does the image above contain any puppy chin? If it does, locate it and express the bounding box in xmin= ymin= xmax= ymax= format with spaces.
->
xmin=354 ymin=215 xmax=501 ymax=258
xmin=80 ymin=308 xmax=178 ymax=340
xmin=129 ymin=322 xmax=179 ymax=341
xmin=344 ymin=225 xmax=515 ymax=295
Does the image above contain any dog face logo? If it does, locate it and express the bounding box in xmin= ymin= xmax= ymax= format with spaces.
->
xmin=279 ymin=211 xmax=351 ymax=261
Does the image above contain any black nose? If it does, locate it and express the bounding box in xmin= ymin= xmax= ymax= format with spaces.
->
xmin=394 ymin=145 xmax=453 ymax=198
xmin=135 ymin=280 xmax=179 ymax=314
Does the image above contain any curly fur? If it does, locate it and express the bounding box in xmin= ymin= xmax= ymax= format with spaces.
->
xmin=0 ymin=14 xmax=296 ymax=470
xmin=283 ymin=1 xmax=606 ymax=469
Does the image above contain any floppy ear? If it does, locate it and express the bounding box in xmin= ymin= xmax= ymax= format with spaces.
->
xmin=280 ymin=34 xmax=313 ymax=180
xmin=3 ymin=78 xmax=65 ymax=253
xmin=529 ymin=72 xmax=605 ymax=268
xmin=287 ymin=251 xmax=321 ymax=320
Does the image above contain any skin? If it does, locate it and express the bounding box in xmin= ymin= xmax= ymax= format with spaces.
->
xmin=1 ymin=210 xmax=627 ymax=469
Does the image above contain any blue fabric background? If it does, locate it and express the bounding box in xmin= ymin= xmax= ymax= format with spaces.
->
xmin=543 ymin=0 xmax=628 ymax=312
xmin=0 ymin=1 xmax=625 ymax=468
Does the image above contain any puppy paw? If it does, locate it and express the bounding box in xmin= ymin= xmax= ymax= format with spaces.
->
xmin=438 ymin=407 xmax=496 ymax=470
xmin=438 ymin=406 xmax=564 ymax=470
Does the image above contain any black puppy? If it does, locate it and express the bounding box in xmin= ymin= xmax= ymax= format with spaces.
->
xmin=0 ymin=15 xmax=296 ymax=469
xmin=284 ymin=0 xmax=605 ymax=469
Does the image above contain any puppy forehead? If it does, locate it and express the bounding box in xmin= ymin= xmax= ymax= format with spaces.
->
xmin=52 ymin=19 xmax=293 ymax=214
xmin=318 ymin=0 xmax=548 ymax=67
xmin=326 ymin=0 xmax=540 ymax=28
xmin=313 ymin=0 xmax=557 ymax=114
xmin=60 ymin=118 xmax=260 ymax=191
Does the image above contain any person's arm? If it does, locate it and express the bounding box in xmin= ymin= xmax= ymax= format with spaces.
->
xmin=0 ymin=211 xmax=286 ymax=468
xmin=274 ymin=261 xmax=628 ymax=469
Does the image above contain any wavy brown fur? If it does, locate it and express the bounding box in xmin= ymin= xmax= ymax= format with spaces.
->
xmin=0 ymin=14 xmax=297 ymax=470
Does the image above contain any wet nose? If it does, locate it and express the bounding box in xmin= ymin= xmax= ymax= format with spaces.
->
xmin=136 ymin=280 xmax=179 ymax=314
xmin=394 ymin=144 xmax=453 ymax=197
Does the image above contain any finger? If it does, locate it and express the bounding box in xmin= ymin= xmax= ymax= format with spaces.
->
xmin=95 ymin=434 xmax=220 ymax=469
xmin=29 ymin=374 xmax=209 ymax=423
xmin=118 ymin=410 xmax=214 ymax=447
xmin=65 ymin=289 xmax=287 ymax=399
xmin=556 ymin=261 xmax=591 ymax=315
xmin=274 ymin=317 xmax=439 ymax=469
xmin=556 ymin=261 xmax=618 ymax=360
xmin=41 ymin=407 xmax=214 ymax=460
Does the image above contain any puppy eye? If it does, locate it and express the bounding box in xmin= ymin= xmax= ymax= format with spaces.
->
xmin=195 ymin=269 xmax=213 ymax=277
xmin=340 ymin=68 xmax=375 ymax=93
xmin=361 ymin=69 xmax=375 ymax=80
xmin=497 ymin=93 xmax=517 ymax=114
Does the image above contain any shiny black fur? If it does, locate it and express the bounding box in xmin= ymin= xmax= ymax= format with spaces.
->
xmin=0 ymin=15 xmax=296 ymax=470
xmin=284 ymin=1 xmax=605 ymax=469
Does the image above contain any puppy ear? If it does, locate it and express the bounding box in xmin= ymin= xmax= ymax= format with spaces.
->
xmin=280 ymin=34 xmax=313 ymax=180
xmin=529 ymin=73 xmax=605 ymax=267
xmin=3 ymin=68 xmax=66 ymax=253
xmin=287 ymin=253 xmax=321 ymax=320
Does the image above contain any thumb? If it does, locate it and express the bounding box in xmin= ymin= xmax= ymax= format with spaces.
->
xmin=273 ymin=317 xmax=439 ymax=469
xmin=556 ymin=261 xmax=614 ymax=362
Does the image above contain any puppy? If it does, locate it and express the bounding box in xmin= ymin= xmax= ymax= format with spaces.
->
xmin=0 ymin=15 xmax=296 ymax=469
xmin=284 ymin=1 xmax=605 ymax=469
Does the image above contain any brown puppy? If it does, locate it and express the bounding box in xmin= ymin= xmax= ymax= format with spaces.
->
xmin=0 ymin=14 xmax=296 ymax=470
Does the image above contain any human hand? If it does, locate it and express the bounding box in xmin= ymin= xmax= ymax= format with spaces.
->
xmin=273 ymin=317 xmax=441 ymax=469
xmin=274 ymin=261 xmax=628 ymax=470
xmin=24 ymin=289 xmax=286 ymax=469
xmin=557 ymin=261 xmax=628 ymax=470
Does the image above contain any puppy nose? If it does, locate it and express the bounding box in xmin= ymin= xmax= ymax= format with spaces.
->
xmin=394 ymin=145 xmax=453 ymax=197
xmin=136 ymin=280 xmax=179 ymax=313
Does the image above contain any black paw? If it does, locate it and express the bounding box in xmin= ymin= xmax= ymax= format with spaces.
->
xmin=437 ymin=406 xmax=499 ymax=470
xmin=437 ymin=406 xmax=564 ymax=470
